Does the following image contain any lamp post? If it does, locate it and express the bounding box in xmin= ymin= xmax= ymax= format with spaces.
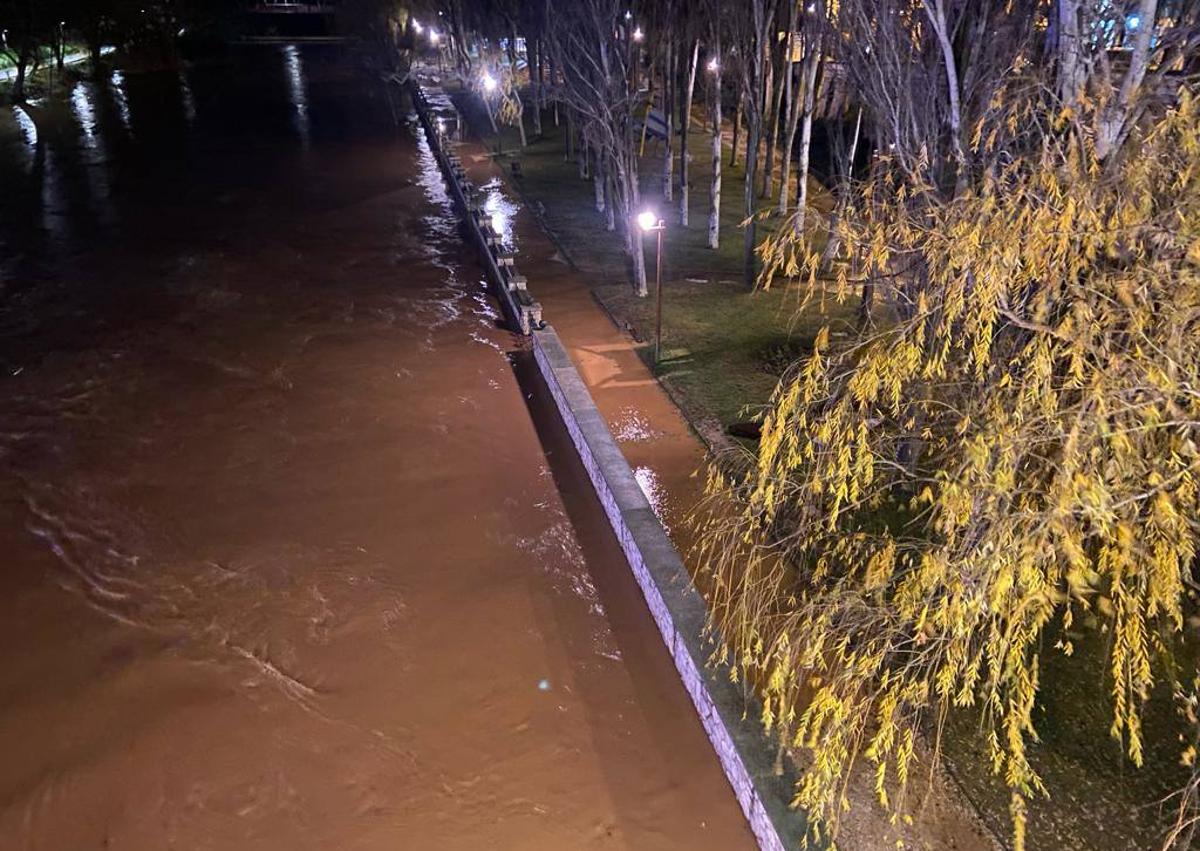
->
xmin=637 ymin=210 xmax=666 ymax=364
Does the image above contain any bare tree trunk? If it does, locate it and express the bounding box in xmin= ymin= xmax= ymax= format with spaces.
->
xmin=1055 ymin=0 xmax=1086 ymax=108
xmin=514 ymin=94 xmax=528 ymax=147
xmin=450 ymin=5 xmax=471 ymax=76
xmin=629 ymin=220 xmax=648 ymax=297
xmin=762 ymin=34 xmax=787 ymax=199
xmin=663 ymin=38 xmax=675 ymax=202
xmin=639 ymin=68 xmax=656 ymax=156
xmin=506 ymin=34 xmax=529 ymax=148
xmin=618 ymin=165 xmax=648 ymax=297
xmin=594 ymin=147 xmax=606 ymax=212
xmin=11 ymin=47 xmax=31 ymax=103
xmin=605 ymin=169 xmax=616 ymax=231
xmin=793 ymin=33 xmax=823 ymax=237
xmin=530 ymin=39 xmax=543 ymax=137
xmin=1095 ymin=0 xmax=1158 ymax=161
xmin=708 ymin=47 xmax=723 ymax=249
xmin=619 ymin=123 xmax=647 ymax=297
xmin=744 ymin=110 xmax=762 ymax=286
xmin=86 ymin=27 xmax=104 ymax=78
xmin=679 ymin=38 xmax=699 ymax=225
xmin=758 ymin=46 xmax=776 ymax=198
xmin=730 ymin=97 xmax=742 ymax=166
xmin=922 ymin=0 xmax=967 ymax=193
xmin=777 ymin=6 xmax=800 ymax=215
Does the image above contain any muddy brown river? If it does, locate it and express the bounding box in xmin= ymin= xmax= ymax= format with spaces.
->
xmin=0 ymin=47 xmax=754 ymax=849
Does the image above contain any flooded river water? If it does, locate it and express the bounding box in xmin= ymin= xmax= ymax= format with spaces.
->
xmin=0 ymin=47 xmax=753 ymax=849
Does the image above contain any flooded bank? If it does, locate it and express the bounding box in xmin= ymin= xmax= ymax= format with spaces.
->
xmin=0 ymin=48 xmax=754 ymax=849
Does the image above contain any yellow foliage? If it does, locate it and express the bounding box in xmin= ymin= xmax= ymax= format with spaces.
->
xmin=696 ymin=89 xmax=1200 ymax=848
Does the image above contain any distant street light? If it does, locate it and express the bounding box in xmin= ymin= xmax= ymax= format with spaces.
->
xmin=429 ymin=30 xmax=440 ymax=44
xmin=482 ymin=72 xmax=497 ymax=92
xmin=632 ymin=27 xmax=644 ymax=42
xmin=707 ymin=57 xmax=719 ymax=73
xmin=637 ymin=210 xmax=667 ymax=363
xmin=413 ymin=20 xmax=423 ymax=33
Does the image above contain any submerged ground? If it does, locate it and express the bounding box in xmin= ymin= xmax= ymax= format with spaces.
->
xmin=0 ymin=48 xmax=754 ymax=849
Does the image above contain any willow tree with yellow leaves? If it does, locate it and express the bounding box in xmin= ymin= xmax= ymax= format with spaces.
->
xmin=696 ymin=0 xmax=1200 ymax=848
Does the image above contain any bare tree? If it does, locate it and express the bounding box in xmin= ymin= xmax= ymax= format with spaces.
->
xmin=707 ymin=32 xmax=723 ymax=248
xmin=678 ymin=36 xmax=699 ymax=225
xmin=791 ymin=2 xmax=824 ymax=237
xmin=543 ymin=0 xmax=648 ymax=295
xmin=729 ymin=0 xmax=778 ymax=286
xmin=777 ymin=1 xmax=800 ymax=215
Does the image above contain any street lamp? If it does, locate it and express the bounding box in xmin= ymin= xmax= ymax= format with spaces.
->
xmin=632 ymin=26 xmax=644 ymax=42
xmin=637 ymin=210 xmax=667 ymax=364
xmin=707 ymin=57 xmax=719 ymax=73
xmin=413 ymin=20 xmax=423 ymax=34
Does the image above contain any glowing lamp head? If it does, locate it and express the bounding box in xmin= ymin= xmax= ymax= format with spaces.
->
xmin=624 ymin=10 xmax=632 ymax=19
xmin=632 ymin=27 xmax=644 ymax=41
xmin=430 ymin=30 xmax=440 ymax=44
xmin=707 ymin=57 xmax=719 ymax=73
xmin=413 ymin=20 xmax=423 ymax=33
xmin=482 ymin=72 xmax=497 ymax=93
xmin=637 ymin=210 xmax=659 ymax=232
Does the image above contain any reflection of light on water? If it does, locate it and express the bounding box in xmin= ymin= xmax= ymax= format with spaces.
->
xmin=178 ymin=68 xmax=197 ymax=124
xmin=282 ymin=46 xmax=309 ymax=146
xmin=13 ymin=105 xmax=37 ymax=148
xmin=110 ymin=71 xmax=133 ymax=133
xmin=415 ymin=134 xmax=451 ymax=212
xmin=11 ymin=105 xmax=37 ymax=172
xmin=68 ymin=81 xmax=115 ymax=225
xmin=72 ymin=83 xmax=99 ymax=147
xmin=481 ymin=177 xmax=519 ymax=248
xmin=613 ymin=407 xmax=662 ymax=442
xmin=633 ymin=466 xmax=670 ymax=532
